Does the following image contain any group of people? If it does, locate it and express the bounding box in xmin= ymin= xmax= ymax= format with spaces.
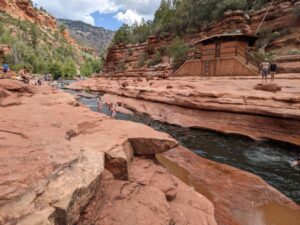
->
xmin=260 ymin=61 xmax=277 ymax=83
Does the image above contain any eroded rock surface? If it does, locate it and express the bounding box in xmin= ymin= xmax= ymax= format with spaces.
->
xmin=68 ymin=75 xmax=300 ymax=145
xmin=78 ymin=158 xmax=217 ymax=225
xmin=0 ymin=80 xmax=218 ymax=225
xmin=159 ymin=146 xmax=300 ymax=225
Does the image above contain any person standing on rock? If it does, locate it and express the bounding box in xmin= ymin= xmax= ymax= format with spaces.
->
xmin=260 ymin=61 xmax=270 ymax=84
xmin=2 ymin=63 xmax=10 ymax=77
xmin=270 ymin=62 xmax=277 ymax=82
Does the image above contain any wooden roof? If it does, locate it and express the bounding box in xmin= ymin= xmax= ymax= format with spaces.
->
xmin=195 ymin=33 xmax=258 ymax=45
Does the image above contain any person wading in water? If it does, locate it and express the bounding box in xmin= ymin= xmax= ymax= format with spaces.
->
xmin=98 ymin=96 xmax=102 ymax=113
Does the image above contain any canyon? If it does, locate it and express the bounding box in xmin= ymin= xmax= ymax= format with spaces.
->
xmin=1 ymin=0 xmax=300 ymax=225
xmin=67 ymin=74 xmax=300 ymax=146
xmin=1 ymin=79 xmax=300 ymax=225
xmin=103 ymin=0 xmax=300 ymax=75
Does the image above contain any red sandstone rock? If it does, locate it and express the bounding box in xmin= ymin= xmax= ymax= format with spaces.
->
xmin=0 ymin=80 xmax=182 ymax=225
xmin=68 ymin=75 xmax=300 ymax=146
xmin=78 ymin=158 xmax=217 ymax=225
xmin=102 ymin=0 xmax=299 ymax=76
xmin=0 ymin=0 xmax=57 ymax=29
xmin=159 ymin=146 xmax=300 ymax=225
xmin=254 ymin=83 xmax=282 ymax=92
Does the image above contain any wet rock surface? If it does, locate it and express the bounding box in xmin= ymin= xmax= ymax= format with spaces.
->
xmin=159 ymin=146 xmax=300 ymax=225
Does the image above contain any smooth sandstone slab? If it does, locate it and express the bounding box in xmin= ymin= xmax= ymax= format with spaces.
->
xmin=0 ymin=80 xmax=178 ymax=225
xmin=68 ymin=75 xmax=300 ymax=145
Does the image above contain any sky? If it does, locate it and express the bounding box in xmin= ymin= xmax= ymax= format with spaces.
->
xmin=32 ymin=0 xmax=161 ymax=31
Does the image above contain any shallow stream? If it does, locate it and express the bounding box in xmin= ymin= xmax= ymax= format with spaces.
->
xmin=64 ymin=88 xmax=300 ymax=205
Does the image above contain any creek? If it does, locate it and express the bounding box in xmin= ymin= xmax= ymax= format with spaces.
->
xmin=63 ymin=87 xmax=300 ymax=205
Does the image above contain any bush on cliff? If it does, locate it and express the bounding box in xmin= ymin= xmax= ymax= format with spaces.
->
xmin=137 ymin=53 xmax=148 ymax=68
xmin=111 ymin=0 xmax=271 ymax=46
xmin=168 ymin=37 xmax=188 ymax=69
xmin=148 ymin=51 xmax=162 ymax=66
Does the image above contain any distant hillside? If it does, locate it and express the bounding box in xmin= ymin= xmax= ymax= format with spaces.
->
xmin=0 ymin=0 xmax=102 ymax=79
xmin=58 ymin=19 xmax=114 ymax=54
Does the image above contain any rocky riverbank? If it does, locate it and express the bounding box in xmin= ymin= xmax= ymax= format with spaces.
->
xmin=67 ymin=74 xmax=300 ymax=146
xmin=0 ymin=79 xmax=216 ymax=225
xmin=1 ymin=79 xmax=300 ymax=225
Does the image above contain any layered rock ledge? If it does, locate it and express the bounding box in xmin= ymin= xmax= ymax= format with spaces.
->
xmin=159 ymin=146 xmax=300 ymax=225
xmin=0 ymin=80 xmax=217 ymax=225
xmin=67 ymin=74 xmax=300 ymax=146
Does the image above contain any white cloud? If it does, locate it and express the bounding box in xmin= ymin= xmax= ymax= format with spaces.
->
xmin=33 ymin=0 xmax=161 ymax=26
xmin=114 ymin=10 xmax=143 ymax=25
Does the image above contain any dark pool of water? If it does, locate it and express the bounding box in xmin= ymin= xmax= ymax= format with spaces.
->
xmin=64 ymin=88 xmax=300 ymax=204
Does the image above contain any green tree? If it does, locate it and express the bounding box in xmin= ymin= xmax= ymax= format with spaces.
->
xmin=112 ymin=24 xmax=131 ymax=45
xmin=168 ymin=37 xmax=189 ymax=69
xmin=30 ymin=23 xmax=39 ymax=49
xmin=63 ymin=58 xmax=77 ymax=79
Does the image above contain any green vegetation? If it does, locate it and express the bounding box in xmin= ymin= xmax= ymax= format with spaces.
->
xmin=116 ymin=60 xmax=126 ymax=72
xmin=0 ymin=11 xmax=102 ymax=79
xmin=112 ymin=0 xmax=269 ymax=45
xmin=137 ymin=52 xmax=148 ymax=68
xmin=293 ymin=7 xmax=300 ymax=18
xmin=80 ymin=58 xmax=103 ymax=76
xmin=288 ymin=49 xmax=300 ymax=55
xmin=168 ymin=37 xmax=189 ymax=69
xmin=148 ymin=51 xmax=162 ymax=66
xmin=256 ymin=28 xmax=281 ymax=49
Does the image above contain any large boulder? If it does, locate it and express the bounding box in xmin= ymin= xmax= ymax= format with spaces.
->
xmin=78 ymin=158 xmax=217 ymax=225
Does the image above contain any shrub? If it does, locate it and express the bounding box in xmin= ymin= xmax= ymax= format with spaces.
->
xmin=293 ymin=7 xmax=300 ymax=18
xmin=288 ymin=49 xmax=300 ymax=55
xmin=255 ymin=52 xmax=274 ymax=61
xmin=148 ymin=51 xmax=161 ymax=66
xmin=257 ymin=29 xmax=281 ymax=48
xmin=168 ymin=37 xmax=189 ymax=69
xmin=137 ymin=52 xmax=148 ymax=68
xmin=128 ymin=48 xmax=133 ymax=56
xmin=116 ymin=60 xmax=126 ymax=72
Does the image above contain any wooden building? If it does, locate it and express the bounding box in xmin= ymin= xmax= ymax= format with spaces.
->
xmin=175 ymin=33 xmax=260 ymax=76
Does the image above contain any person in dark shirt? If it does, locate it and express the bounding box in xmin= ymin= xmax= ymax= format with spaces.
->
xmin=270 ymin=62 xmax=277 ymax=81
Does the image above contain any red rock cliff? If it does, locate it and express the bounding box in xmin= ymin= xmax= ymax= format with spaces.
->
xmin=104 ymin=0 xmax=300 ymax=75
xmin=0 ymin=0 xmax=57 ymax=29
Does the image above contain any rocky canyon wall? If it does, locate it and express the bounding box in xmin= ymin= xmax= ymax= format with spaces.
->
xmin=0 ymin=0 xmax=57 ymax=29
xmin=103 ymin=0 xmax=300 ymax=75
xmin=67 ymin=75 xmax=300 ymax=146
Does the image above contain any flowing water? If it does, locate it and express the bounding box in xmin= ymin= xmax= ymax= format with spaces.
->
xmin=63 ymin=88 xmax=300 ymax=205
